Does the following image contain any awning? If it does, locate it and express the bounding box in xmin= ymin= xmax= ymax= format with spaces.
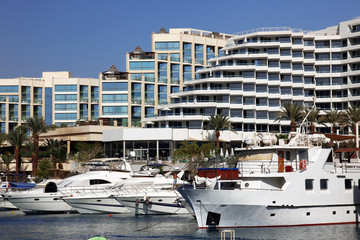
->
xmin=313 ymin=132 xmax=356 ymax=141
xmin=238 ymin=153 xmax=274 ymax=161
xmin=335 ymin=148 xmax=360 ymax=153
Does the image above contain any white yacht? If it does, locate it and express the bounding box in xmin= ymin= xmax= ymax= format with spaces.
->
xmin=2 ymin=158 xmax=133 ymax=214
xmin=178 ymin=134 xmax=360 ymax=228
xmin=60 ymin=186 xmax=130 ymax=215
xmin=113 ymin=175 xmax=190 ymax=215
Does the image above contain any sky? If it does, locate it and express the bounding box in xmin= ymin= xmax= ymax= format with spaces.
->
xmin=0 ymin=0 xmax=359 ymax=78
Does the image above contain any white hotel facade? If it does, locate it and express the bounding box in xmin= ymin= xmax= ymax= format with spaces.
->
xmin=143 ymin=18 xmax=360 ymax=136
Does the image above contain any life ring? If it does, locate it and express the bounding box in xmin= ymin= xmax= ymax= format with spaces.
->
xmin=8 ymin=183 xmax=10 ymax=188
xmin=299 ymin=159 xmax=307 ymax=170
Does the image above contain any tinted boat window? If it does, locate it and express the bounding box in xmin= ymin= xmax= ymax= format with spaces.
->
xmin=345 ymin=179 xmax=352 ymax=189
xmin=305 ymin=179 xmax=313 ymax=190
xmin=90 ymin=179 xmax=112 ymax=185
xmin=320 ymin=179 xmax=328 ymax=190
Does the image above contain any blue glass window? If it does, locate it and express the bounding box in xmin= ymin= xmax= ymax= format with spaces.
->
xmin=158 ymin=85 xmax=167 ymax=104
xmin=8 ymin=96 xmax=19 ymax=102
xmin=158 ymin=63 xmax=167 ymax=83
xmin=131 ymin=73 xmax=142 ymax=81
xmin=55 ymin=113 xmax=77 ymax=120
xmin=129 ymin=61 xmax=155 ymax=70
xmin=170 ymin=53 xmax=180 ymax=62
xmin=102 ymin=94 xmax=128 ymax=103
xmin=102 ymin=82 xmax=128 ymax=91
xmin=55 ymin=104 xmax=77 ymax=111
xmin=0 ymin=86 xmax=18 ymax=93
xmin=155 ymin=42 xmax=180 ymax=50
xmin=55 ymin=94 xmax=77 ymax=101
xmin=183 ymin=65 xmax=192 ymax=81
xmin=91 ymin=86 xmax=99 ymax=101
xmin=45 ymin=88 xmax=52 ymax=125
xmin=144 ymin=73 xmax=155 ymax=82
xmin=91 ymin=105 xmax=99 ymax=119
xmin=55 ymin=85 xmax=77 ymax=92
xmin=102 ymin=106 xmax=128 ymax=115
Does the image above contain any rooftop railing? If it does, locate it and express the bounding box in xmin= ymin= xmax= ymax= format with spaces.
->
xmin=233 ymin=27 xmax=311 ymax=36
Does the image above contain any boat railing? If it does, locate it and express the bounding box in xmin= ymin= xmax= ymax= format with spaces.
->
xmin=237 ymin=160 xmax=300 ymax=175
xmin=114 ymin=183 xmax=174 ymax=195
xmin=186 ymin=181 xmax=283 ymax=192
xmin=334 ymin=162 xmax=360 ymax=174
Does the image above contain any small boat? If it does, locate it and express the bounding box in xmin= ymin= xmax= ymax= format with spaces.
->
xmin=0 ymin=174 xmax=36 ymax=210
xmin=3 ymin=158 xmax=133 ymax=214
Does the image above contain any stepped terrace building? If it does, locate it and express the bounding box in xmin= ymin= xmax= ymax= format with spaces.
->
xmin=126 ymin=28 xmax=232 ymax=127
xmin=143 ymin=18 xmax=360 ymax=138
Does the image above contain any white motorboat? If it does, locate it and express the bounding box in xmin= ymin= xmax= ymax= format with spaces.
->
xmin=3 ymin=158 xmax=133 ymax=214
xmin=113 ymin=174 xmax=190 ymax=215
xmin=0 ymin=175 xmax=37 ymax=210
xmin=179 ymin=134 xmax=360 ymax=228
xmin=61 ymin=164 xmax=182 ymax=215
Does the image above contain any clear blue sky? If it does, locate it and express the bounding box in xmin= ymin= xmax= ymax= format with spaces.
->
xmin=0 ymin=0 xmax=359 ymax=78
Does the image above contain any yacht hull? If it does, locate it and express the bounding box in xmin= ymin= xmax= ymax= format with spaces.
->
xmin=6 ymin=193 xmax=76 ymax=214
xmin=0 ymin=197 xmax=17 ymax=210
xmin=115 ymin=195 xmax=189 ymax=215
xmin=64 ymin=196 xmax=129 ymax=214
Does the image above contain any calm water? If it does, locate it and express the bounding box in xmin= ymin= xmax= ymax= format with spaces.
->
xmin=0 ymin=211 xmax=360 ymax=240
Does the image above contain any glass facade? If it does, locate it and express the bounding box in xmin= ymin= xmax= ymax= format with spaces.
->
xmin=45 ymin=88 xmax=52 ymax=126
xmin=129 ymin=61 xmax=155 ymax=70
xmin=102 ymin=82 xmax=128 ymax=91
xmin=155 ymin=42 xmax=180 ymax=51
xmin=158 ymin=63 xmax=167 ymax=83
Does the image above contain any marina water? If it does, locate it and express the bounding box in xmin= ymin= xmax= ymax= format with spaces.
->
xmin=0 ymin=211 xmax=360 ymax=240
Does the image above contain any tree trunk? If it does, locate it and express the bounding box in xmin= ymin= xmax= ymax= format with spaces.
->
xmin=52 ymin=156 xmax=57 ymax=178
xmin=33 ymin=134 xmax=39 ymax=177
xmin=216 ymin=130 xmax=220 ymax=148
xmin=310 ymin=123 xmax=315 ymax=133
xmin=31 ymin=153 xmax=36 ymax=177
xmin=15 ymin=147 xmax=20 ymax=174
xmin=290 ymin=121 xmax=296 ymax=132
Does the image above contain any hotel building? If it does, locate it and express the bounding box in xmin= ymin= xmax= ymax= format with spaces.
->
xmin=126 ymin=28 xmax=232 ymax=127
xmin=0 ymin=28 xmax=231 ymax=133
xmin=143 ymin=18 xmax=360 ymax=136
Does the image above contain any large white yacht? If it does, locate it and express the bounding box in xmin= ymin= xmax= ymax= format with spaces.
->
xmin=2 ymin=158 xmax=133 ymax=214
xmin=60 ymin=164 xmax=175 ymax=214
xmin=178 ymin=132 xmax=360 ymax=228
xmin=113 ymin=174 xmax=190 ymax=215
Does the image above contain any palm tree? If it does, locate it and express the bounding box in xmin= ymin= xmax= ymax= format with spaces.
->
xmin=344 ymin=105 xmax=360 ymax=135
xmin=1 ymin=152 xmax=14 ymax=182
xmin=207 ymin=114 xmax=234 ymax=148
xmin=26 ymin=117 xmax=54 ymax=177
xmin=303 ymin=107 xmax=321 ymax=133
xmin=319 ymin=109 xmax=346 ymax=134
xmin=44 ymin=139 xmax=67 ymax=171
xmin=275 ymin=103 xmax=304 ymax=132
xmin=0 ymin=133 xmax=7 ymax=148
xmin=7 ymin=128 xmax=27 ymax=174
xmin=319 ymin=109 xmax=347 ymax=148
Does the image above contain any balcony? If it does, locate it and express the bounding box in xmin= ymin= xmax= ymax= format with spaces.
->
xmin=129 ymin=52 xmax=155 ymax=60
xmin=131 ymin=98 xmax=142 ymax=104
xmin=80 ymin=98 xmax=89 ymax=103
xmin=145 ymin=99 xmax=155 ymax=105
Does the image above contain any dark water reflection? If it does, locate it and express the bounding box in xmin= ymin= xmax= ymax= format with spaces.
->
xmin=0 ymin=211 xmax=359 ymax=240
